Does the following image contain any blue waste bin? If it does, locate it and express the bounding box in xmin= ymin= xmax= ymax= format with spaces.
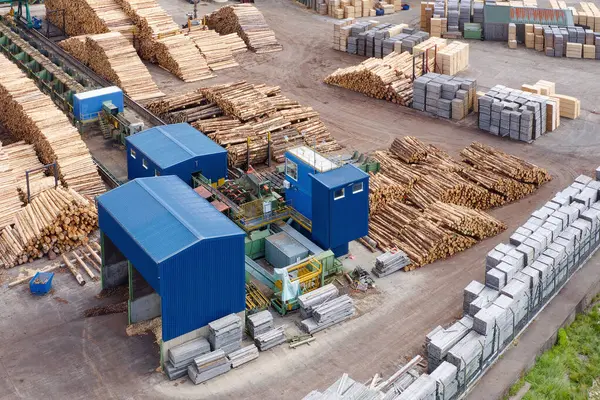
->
xmin=29 ymin=272 xmax=54 ymax=295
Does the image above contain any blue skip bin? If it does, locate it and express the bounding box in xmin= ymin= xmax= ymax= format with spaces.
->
xmin=29 ymin=272 xmax=55 ymax=295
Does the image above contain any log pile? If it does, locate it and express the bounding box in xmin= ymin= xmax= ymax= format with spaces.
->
xmin=45 ymin=0 xmax=135 ymax=41
xmin=146 ymin=83 xmax=341 ymax=168
xmin=114 ymin=0 xmax=213 ymax=82
xmin=60 ymin=32 xmax=164 ymax=102
xmin=324 ymin=51 xmax=416 ymax=105
xmin=221 ymin=33 xmax=248 ymax=54
xmin=187 ymin=27 xmax=239 ymax=71
xmin=0 ymin=54 xmax=105 ymax=197
xmin=461 ymin=142 xmax=552 ymax=185
xmin=205 ymin=4 xmax=283 ymax=54
xmin=363 ymin=137 xmax=551 ymax=270
xmin=0 ymin=142 xmax=22 ymax=229
xmin=0 ymin=187 xmax=98 ymax=268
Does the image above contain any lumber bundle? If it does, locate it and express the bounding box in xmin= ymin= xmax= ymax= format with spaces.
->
xmin=205 ymin=4 xmax=283 ymax=54
xmin=45 ymin=0 xmax=135 ymax=41
xmin=0 ymin=54 xmax=105 ymax=197
xmin=461 ymin=142 xmax=552 ymax=185
xmin=60 ymin=32 xmax=164 ymax=102
xmin=187 ymin=27 xmax=239 ymax=71
xmin=551 ymin=94 xmax=581 ymax=119
xmin=114 ymin=0 xmax=213 ymax=82
xmin=324 ymin=51 xmax=416 ymax=105
xmin=0 ymin=187 xmax=97 ymax=268
xmin=220 ymin=33 xmax=249 ymax=54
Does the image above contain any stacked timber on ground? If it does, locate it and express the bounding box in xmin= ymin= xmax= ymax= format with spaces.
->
xmin=45 ymin=0 xmax=135 ymax=41
xmin=221 ymin=33 xmax=249 ymax=54
xmin=187 ymin=27 xmax=239 ymax=71
xmin=365 ymin=137 xmax=551 ymax=270
xmin=0 ymin=141 xmax=56 ymax=229
xmin=0 ymin=187 xmax=98 ymax=268
xmin=205 ymin=4 xmax=283 ymax=54
xmin=60 ymin=32 xmax=164 ymax=102
xmin=299 ymin=288 xmax=355 ymax=333
xmin=0 ymin=54 xmax=104 ymax=197
xmin=324 ymin=51 xmax=417 ymax=106
xmin=114 ymin=0 xmax=212 ymax=82
xmin=146 ymin=82 xmax=341 ymax=168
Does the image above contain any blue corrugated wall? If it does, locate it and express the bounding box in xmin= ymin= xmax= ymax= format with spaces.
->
xmin=160 ymin=235 xmax=245 ymax=341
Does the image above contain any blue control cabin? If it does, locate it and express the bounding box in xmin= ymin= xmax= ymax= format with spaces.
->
xmin=97 ymin=176 xmax=245 ymax=362
xmin=126 ymin=123 xmax=227 ymax=186
xmin=73 ymin=86 xmax=124 ymax=122
xmin=311 ymin=164 xmax=369 ymax=257
xmin=284 ymin=146 xmax=369 ymax=257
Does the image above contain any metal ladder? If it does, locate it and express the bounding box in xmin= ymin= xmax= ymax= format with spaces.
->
xmin=98 ymin=111 xmax=111 ymax=139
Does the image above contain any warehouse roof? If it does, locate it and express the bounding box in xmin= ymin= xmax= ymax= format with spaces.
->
xmin=311 ymin=164 xmax=369 ymax=189
xmin=126 ymin=123 xmax=227 ymax=169
xmin=98 ymin=175 xmax=244 ymax=263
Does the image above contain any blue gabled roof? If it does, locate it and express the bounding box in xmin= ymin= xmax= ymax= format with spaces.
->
xmin=126 ymin=123 xmax=227 ymax=169
xmin=311 ymin=164 xmax=369 ymax=189
xmin=98 ymin=176 xmax=244 ymax=263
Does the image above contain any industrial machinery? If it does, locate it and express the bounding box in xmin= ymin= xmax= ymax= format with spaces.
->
xmin=0 ymin=0 xmax=33 ymax=28
xmin=99 ymin=100 xmax=144 ymax=145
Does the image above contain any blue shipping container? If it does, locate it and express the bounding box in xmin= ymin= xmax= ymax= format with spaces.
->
xmin=126 ymin=123 xmax=227 ymax=186
xmin=73 ymin=86 xmax=124 ymax=121
xmin=98 ymin=176 xmax=245 ymax=341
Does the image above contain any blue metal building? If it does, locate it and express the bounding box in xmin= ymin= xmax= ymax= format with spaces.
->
xmin=126 ymin=123 xmax=228 ymax=186
xmin=284 ymin=146 xmax=339 ymax=220
xmin=98 ymin=175 xmax=245 ymax=342
xmin=311 ymin=165 xmax=369 ymax=256
xmin=73 ymin=86 xmax=124 ymax=122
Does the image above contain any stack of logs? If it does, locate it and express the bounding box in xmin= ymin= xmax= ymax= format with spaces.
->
xmin=45 ymin=0 xmax=135 ymax=41
xmin=365 ymin=136 xmax=552 ymax=270
xmin=114 ymin=0 xmax=213 ymax=82
xmin=0 ymin=141 xmax=57 ymax=229
xmin=324 ymin=51 xmax=417 ymax=106
xmin=0 ymin=54 xmax=105 ymax=197
xmin=205 ymin=4 xmax=283 ymax=54
xmin=60 ymin=32 xmax=165 ymax=102
xmin=187 ymin=27 xmax=239 ymax=71
xmin=146 ymin=81 xmax=341 ymax=168
xmin=0 ymin=187 xmax=98 ymax=268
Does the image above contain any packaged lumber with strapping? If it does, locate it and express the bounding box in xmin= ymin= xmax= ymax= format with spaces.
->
xmin=0 ymin=187 xmax=98 ymax=268
xmin=0 ymin=53 xmax=104 ymax=197
xmin=205 ymin=4 xmax=283 ymax=54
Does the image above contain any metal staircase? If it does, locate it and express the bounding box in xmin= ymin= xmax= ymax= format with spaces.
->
xmin=98 ymin=111 xmax=112 ymax=139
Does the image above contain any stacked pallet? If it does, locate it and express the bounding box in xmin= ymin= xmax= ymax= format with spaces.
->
xmin=412 ymin=73 xmax=476 ymax=120
xmin=413 ymin=37 xmax=448 ymax=72
xmin=205 ymin=5 xmax=283 ymax=54
xmin=0 ymin=187 xmax=98 ymax=268
xmin=45 ymin=0 xmax=135 ymax=41
xmin=188 ymin=350 xmax=231 ymax=384
xmin=247 ymin=310 xmax=274 ymax=339
xmin=324 ymin=51 xmax=416 ymax=105
xmin=165 ymin=338 xmax=210 ymax=380
xmin=0 ymin=54 xmax=104 ymax=197
xmin=114 ymin=0 xmax=213 ymax=82
xmin=438 ymin=41 xmax=469 ymax=75
xmin=552 ymin=94 xmax=581 ymax=119
xmin=208 ymin=314 xmax=243 ymax=354
xmin=508 ymin=23 xmax=517 ymax=49
xmin=298 ymin=284 xmax=339 ymax=319
xmin=187 ymin=27 xmax=239 ymax=71
xmin=372 ymin=248 xmax=411 ymax=277
xmin=60 ymin=32 xmax=164 ymax=101
xmin=300 ymin=295 xmax=355 ymax=333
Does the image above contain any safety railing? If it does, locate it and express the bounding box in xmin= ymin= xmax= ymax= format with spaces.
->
xmin=439 ymin=224 xmax=600 ymax=400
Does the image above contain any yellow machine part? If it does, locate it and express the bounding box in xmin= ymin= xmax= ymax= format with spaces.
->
xmin=245 ymin=282 xmax=269 ymax=312
xmin=274 ymin=258 xmax=322 ymax=294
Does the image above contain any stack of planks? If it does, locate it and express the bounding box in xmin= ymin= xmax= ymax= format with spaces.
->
xmin=0 ymin=187 xmax=97 ymax=268
xmin=60 ymin=32 xmax=164 ymax=102
xmin=221 ymin=33 xmax=249 ymax=54
xmin=45 ymin=0 xmax=136 ymax=41
xmin=146 ymin=82 xmax=341 ymax=168
xmin=324 ymin=51 xmax=416 ymax=105
xmin=187 ymin=27 xmax=239 ymax=71
xmin=114 ymin=0 xmax=213 ymax=82
xmin=205 ymin=4 xmax=283 ymax=54
xmin=0 ymin=54 xmax=105 ymax=197
xmin=364 ymin=137 xmax=552 ymax=269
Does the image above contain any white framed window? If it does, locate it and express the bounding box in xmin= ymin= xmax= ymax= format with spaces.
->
xmin=142 ymin=158 xmax=148 ymax=169
xmin=286 ymin=159 xmax=298 ymax=181
xmin=352 ymin=182 xmax=364 ymax=194
xmin=334 ymin=188 xmax=345 ymax=200
xmin=130 ymin=149 xmax=136 ymax=159
xmin=155 ymin=169 xmax=160 ymax=176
